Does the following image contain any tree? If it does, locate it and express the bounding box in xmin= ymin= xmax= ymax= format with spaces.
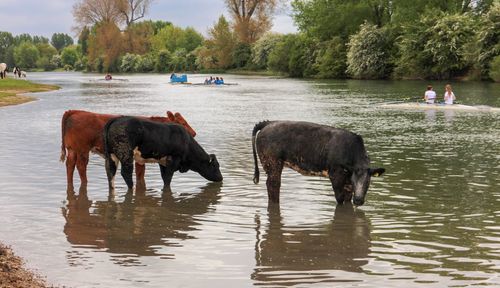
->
xmin=0 ymin=32 xmax=14 ymax=62
xmin=14 ymin=42 xmax=40 ymax=68
xmin=347 ymin=22 xmax=393 ymax=79
xmin=61 ymin=46 xmax=80 ymax=67
xmin=251 ymin=32 xmax=282 ymax=69
xmin=489 ymin=55 xmax=500 ymax=82
xmin=233 ymin=43 xmax=252 ymax=68
xmin=314 ymin=37 xmax=347 ymax=78
xmin=292 ymin=0 xmax=376 ymax=41
xmin=472 ymin=2 xmax=500 ymax=79
xmin=120 ymin=53 xmax=141 ymax=72
xmin=206 ymin=16 xmax=237 ymax=69
xmin=123 ymin=21 xmax=154 ymax=54
xmin=73 ymin=0 xmax=124 ymax=33
xmin=152 ymin=25 xmax=203 ymax=53
xmin=73 ymin=0 xmax=153 ymax=32
xmin=155 ymin=49 xmax=172 ymax=72
xmin=51 ymin=33 xmax=74 ymax=52
xmin=78 ymin=26 xmax=91 ymax=55
xmin=116 ymin=0 xmax=153 ymax=27
xmin=425 ymin=13 xmax=475 ymax=78
xmin=88 ymin=22 xmax=124 ymax=72
xmin=225 ymin=0 xmax=280 ymax=43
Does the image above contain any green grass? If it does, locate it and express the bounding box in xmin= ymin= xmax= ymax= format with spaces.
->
xmin=0 ymin=78 xmax=59 ymax=106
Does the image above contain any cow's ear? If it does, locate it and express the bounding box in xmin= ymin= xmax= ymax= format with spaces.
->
xmin=209 ymin=154 xmax=218 ymax=164
xmin=369 ymin=168 xmax=385 ymax=177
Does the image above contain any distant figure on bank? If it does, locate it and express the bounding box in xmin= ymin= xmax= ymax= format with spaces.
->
xmin=444 ymin=84 xmax=456 ymax=105
xmin=105 ymin=74 xmax=112 ymax=81
xmin=424 ymin=85 xmax=436 ymax=104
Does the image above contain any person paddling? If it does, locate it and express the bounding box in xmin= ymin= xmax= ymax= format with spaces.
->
xmin=424 ymin=85 xmax=436 ymax=104
xmin=444 ymin=84 xmax=456 ymax=105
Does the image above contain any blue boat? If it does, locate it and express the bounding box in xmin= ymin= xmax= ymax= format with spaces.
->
xmin=170 ymin=73 xmax=188 ymax=83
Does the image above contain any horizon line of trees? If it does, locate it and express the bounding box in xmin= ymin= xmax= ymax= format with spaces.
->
xmin=1 ymin=0 xmax=499 ymax=82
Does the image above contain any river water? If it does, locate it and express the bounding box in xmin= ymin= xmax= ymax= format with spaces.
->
xmin=0 ymin=72 xmax=499 ymax=287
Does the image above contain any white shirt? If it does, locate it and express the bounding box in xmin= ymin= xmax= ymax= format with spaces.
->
xmin=444 ymin=91 xmax=455 ymax=105
xmin=425 ymin=90 xmax=436 ymax=104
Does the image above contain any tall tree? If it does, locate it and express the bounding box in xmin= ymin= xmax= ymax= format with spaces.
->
xmin=51 ymin=33 xmax=75 ymax=52
xmin=73 ymin=0 xmax=124 ymax=33
xmin=206 ymin=15 xmax=237 ymax=68
xmin=73 ymin=0 xmax=153 ymax=32
xmin=0 ymin=32 xmax=14 ymax=61
xmin=117 ymin=0 xmax=153 ymax=27
xmin=225 ymin=0 xmax=280 ymax=43
xmin=88 ymin=22 xmax=124 ymax=72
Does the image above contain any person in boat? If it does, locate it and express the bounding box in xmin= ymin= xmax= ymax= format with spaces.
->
xmin=105 ymin=74 xmax=112 ymax=81
xmin=443 ymin=84 xmax=456 ymax=105
xmin=424 ymin=85 xmax=436 ymax=104
xmin=204 ymin=78 xmax=209 ymax=85
xmin=214 ymin=77 xmax=221 ymax=85
xmin=220 ymin=77 xmax=224 ymax=84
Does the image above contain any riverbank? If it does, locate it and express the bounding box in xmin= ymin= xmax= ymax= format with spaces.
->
xmin=0 ymin=78 xmax=60 ymax=107
xmin=0 ymin=244 xmax=49 ymax=287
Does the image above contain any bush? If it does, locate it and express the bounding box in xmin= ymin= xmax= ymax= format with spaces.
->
xmin=155 ymin=50 xmax=172 ymax=72
xmin=347 ymin=23 xmax=393 ymax=79
xmin=489 ymin=55 xmax=500 ymax=82
xmin=135 ymin=54 xmax=155 ymax=72
xmin=232 ymin=43 xmax=252 ymax=68
xmin=61 ymin=46 xmax=79 ymax=67
xmin=120 ymin=53 xmax=140 ymax=72
xmin=314 ymin=37 xmax=348 ymax=79
xmin=251 ymin=33 xmax=282 ymax=69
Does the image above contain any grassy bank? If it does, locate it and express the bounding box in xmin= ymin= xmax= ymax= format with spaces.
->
xmin=0 ymin=78 xmax=59 ymax=107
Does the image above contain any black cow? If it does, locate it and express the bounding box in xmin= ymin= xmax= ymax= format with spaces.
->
xmin=252 ymin=121 xmax=385 ymax=206
xmin=104 ymin=116 xmax=223 ymax=191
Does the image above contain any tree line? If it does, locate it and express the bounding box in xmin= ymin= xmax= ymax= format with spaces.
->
xmin=1 ymin=0 xmax=498 ymax=81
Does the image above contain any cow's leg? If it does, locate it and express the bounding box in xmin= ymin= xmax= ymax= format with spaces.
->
xmin=65 ymin=149 xmax=77 ymax=192
xmin=263 ymin=158 xmax=283 ymax=203
xmin=75 ymin=152 xmax=89 ymax=189
xmin=159 ymin=158 xmax=180 ymax=189
xmin=105 ymin=157 xmax=117 ymax=192
xmin=329 ymin=167 xmax=350 ymax=204
xmin=135 ymin=162 xmax=146 ymax=189
xmin=121 ymin=158 xmax=134 ymax=191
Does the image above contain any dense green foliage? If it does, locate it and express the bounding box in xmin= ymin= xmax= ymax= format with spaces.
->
xmin=1 ymin=1 xmax=498 ymax=81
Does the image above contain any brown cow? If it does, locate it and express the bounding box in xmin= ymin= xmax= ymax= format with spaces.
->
xmin=60 ymin=110 xmax=196 ymax=192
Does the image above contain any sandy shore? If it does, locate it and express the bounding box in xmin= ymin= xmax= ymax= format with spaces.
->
xmin=0 ymin=243 xmax=52 ymax=288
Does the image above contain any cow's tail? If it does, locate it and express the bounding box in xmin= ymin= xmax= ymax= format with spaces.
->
xmin=103 ymin=117 xmax=117 ymax=160
xmin=252 ymin=121 xmax=272 ymax=184
xmin=60 ymin=110 xmax=74 ymax=162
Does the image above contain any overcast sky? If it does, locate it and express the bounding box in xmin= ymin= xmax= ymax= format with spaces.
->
xmin=0 ymin=0 xmax=297 ymax=39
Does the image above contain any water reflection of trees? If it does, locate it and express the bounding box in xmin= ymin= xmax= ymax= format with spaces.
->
xmin=252 ymin=204 xmax=371 ymax=286
xmin=62 ymin=183 xmax=221 ymax=265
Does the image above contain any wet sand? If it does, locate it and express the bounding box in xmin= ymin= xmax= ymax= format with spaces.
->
xmin=0 ymin=243 xmax=50 ymax=288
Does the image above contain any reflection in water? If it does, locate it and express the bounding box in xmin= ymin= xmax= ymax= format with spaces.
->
xmin=62 ymin=183 xmax=221 ymax=266
xmin=252 ymin=204 xmax=370 ymax=286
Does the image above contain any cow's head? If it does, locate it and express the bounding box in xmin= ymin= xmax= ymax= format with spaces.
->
xmin=166 ymin=111 xmax=196 ymax=137
xmin=351 ymin=167 xmax=385 ymax=206
xmin=196 ymin=154 xmax=223 ymax=183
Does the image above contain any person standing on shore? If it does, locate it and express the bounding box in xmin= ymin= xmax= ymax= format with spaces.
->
xmin=424 ymin=85 xmax=437 ymax=104
xmin=444 ymin=84 xmax=456 ymax=105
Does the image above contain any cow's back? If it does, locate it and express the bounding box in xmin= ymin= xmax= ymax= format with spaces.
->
xmin=256 ymin=121 xmax=369 ymax=172
xmin=63 ymin=110 xmax=117 ymax=154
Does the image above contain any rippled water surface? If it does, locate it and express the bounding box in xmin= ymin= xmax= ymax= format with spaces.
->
xmin=0 ymin=73 xmax=499 ymax=287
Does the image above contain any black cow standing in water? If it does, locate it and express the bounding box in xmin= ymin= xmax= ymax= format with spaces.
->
xmin=104 ymin=116 xmax=223 ymax=191
xmin=252 ymin=121 xmax=385 ymax=206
